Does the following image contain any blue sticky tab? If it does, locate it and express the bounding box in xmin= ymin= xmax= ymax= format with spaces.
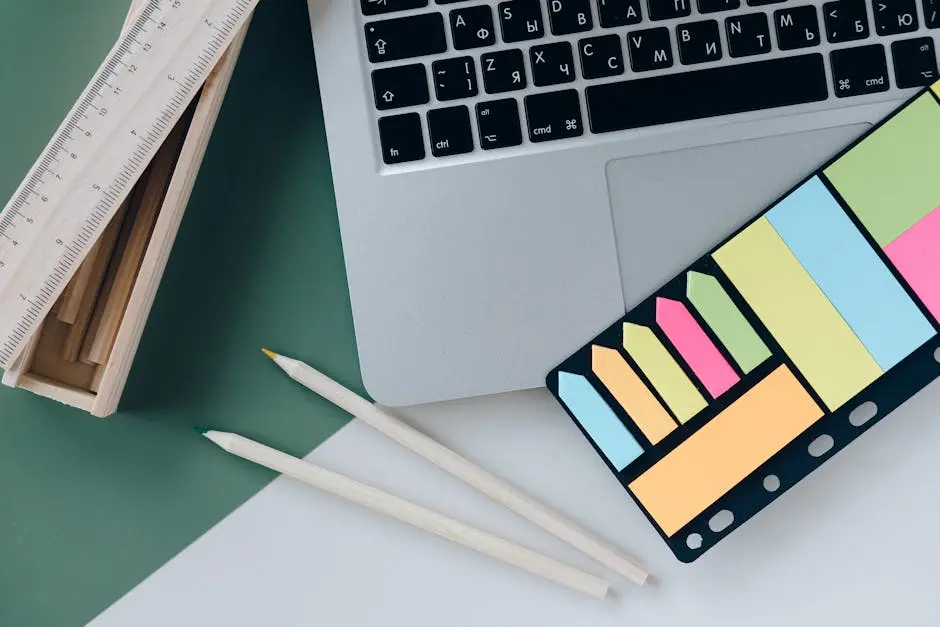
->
xmin=767 ymin=177 xmax=935 ymax=370
xmin=557 ymin=372 xmax=643 ymax=471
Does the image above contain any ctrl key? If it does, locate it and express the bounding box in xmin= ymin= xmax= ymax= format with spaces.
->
xmin=476 ymin=98 xmax=523 ymax=150
xmin=378 ymin=112 xmax=425 ymax=164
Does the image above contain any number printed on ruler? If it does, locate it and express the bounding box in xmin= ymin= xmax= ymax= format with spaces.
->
xmin=0 ymin=0 xmax=259 ymax=369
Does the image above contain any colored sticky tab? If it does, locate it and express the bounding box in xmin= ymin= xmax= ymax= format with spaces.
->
xmin=885 ymin=206 xmax=940 ymax=323
xmin=622 ymin=323 xmax=707 ymax=422
xmin=713 ymin=217 xmax=882 ymax=411
xmin=629 ymin=365 xmax=824 ymax=536
xmin=686 ymin=271 xmax=771 ymax=373
xmin=767 ymin=177 xmax=935 ymax=370
xmin=655 ymin=298 xmax=740 ymax=398
xmin=933 ymin=79 xmax=939 ymax=97
xmin=592 ymin=346 xmax=677 ymax=445
xmin=557 ymin=372 xmax=644 ymax=471
xmin=824 ymin=93 xmax=940 ymax=246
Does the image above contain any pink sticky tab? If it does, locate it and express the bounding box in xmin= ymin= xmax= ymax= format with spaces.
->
xmin=656 ymin=297 xmax=740 ymax=398
xmin=885 ymin=207 xmax=940 ymax=323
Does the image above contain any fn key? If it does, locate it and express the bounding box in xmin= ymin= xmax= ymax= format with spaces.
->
xmin=379 ymin=113 xmax=425 ymax=164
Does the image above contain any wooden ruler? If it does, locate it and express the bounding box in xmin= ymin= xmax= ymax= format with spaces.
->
xmin=0 ymin=0 xmax=259 ymax=369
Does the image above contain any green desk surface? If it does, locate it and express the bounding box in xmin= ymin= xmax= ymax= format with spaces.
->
xmin=0 ymin=1 xmax=362 ymax=625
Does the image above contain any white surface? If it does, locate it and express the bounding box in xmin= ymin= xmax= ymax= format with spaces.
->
xmin=272 ymin=351 xmax=646 ymax=584
xmin=92 ymin=380 xmax=940 ymax=626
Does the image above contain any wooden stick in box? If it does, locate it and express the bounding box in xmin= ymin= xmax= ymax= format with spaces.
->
xmin=60 ymin=198 xmax=131 ymax=361
xmin=80 ymin=121 xmax=188 ymax=366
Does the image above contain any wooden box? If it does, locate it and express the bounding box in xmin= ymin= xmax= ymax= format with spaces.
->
xmin=1 ymin=5 xmax=250 ymax=417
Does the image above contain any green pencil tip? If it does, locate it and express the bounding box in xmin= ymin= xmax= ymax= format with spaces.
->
xmin=193 ymin=426 xmax=211 ymax=435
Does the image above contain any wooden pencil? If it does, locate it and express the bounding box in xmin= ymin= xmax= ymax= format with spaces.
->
xmin=200 ymin=428 xmax=611 ymax=598
xmin=60 ymin=199 xmax=131 ymax=362
xmin=80 ymin=122 xmax=186 ymax=365
xmin=262 ymin=350 xmax=650 ymax=587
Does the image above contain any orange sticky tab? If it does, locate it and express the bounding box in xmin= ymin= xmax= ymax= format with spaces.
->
xmin=592 ymin=346 xmax=677 ymax=445
xmin=629 ymin=365 xmax=824 ymax=536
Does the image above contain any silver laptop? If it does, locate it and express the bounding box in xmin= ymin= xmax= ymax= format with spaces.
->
xmin=307 ymin=0 xmax=938 ymax=407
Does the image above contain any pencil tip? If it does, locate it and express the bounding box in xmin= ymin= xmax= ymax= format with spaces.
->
xmin=193 ymin=426 xmax=211 ymax=435
xmin=262 ymin=348 xmax=277 ymax=361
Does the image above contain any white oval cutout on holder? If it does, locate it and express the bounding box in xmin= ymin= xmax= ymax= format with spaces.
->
xmin=934 ymin=346 xmax=940 ymax=363
xmin=686 ymin=533 xmax=703 ymax=550
xmin=808 ymin=434 xmax=834 ymax=457
xmin=708 ymin=510 xmax=734 ymax=533
xmin=763 ymin=474 xmax=781 ymax=492
xmin=849 ymin=401 xmax=878 ymax=427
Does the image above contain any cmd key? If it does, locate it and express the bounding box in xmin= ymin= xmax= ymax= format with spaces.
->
xmin=525 ymin=89 xmax=584 ymax=142
xmin=830 ymin=43 xmax=889 ymax=96
xmin=365 ymin=13 xmax=448 ymax=63
xmin=586 ymin=53 xmax=828 ymax=132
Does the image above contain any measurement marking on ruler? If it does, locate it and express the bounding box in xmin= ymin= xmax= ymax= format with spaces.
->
xmin=0 ymin=0 xmax=260 ymax=368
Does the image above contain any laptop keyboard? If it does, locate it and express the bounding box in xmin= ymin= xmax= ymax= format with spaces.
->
xmin=361 ymin=0 xmax=939 ymax=165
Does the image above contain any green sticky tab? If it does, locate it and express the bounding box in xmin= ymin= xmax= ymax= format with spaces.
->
xmin=824 ymin=93 xmax=940 ymax=247
xmin=686 ymin=271 xmax=771 ymax=374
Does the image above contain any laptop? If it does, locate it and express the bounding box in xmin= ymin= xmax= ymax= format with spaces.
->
xmin=306 ymin=0 xmax=939 ymax=407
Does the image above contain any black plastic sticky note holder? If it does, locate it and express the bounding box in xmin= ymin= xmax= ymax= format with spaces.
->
xmin=547 ymin=82 xmax=940 ymax=562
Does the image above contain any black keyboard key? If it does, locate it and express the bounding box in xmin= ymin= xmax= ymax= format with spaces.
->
xmin=428 ymin=106 xmax=475 ymax=156
xmin=891 ymin=37 xmax=938 ymax=87
xmin=698 ymin=0 xmax=740 ymax=13
xmin=597 ymin=0 xmax=644 ymax=26
xmin=926 ymin=0 xmax=939 ymax=27
xmin=748 ymin=0 xmax=786 ymax=5
xmin=451 ymin=5 xmax=497 ymax=49
xmin=361 ymin=0 xmax=428 ymax=16
xmin=823 ymin=0 xmax=870 ymax=42
xmin=366 ymin=14 xmax=448 ymax=63
xmin=372 ymin=64 xmax=430 ymax=110
xmin=677 ymin=20 xmax=723 ymax=64
xmin=627 ymin=27 xmax=674 ymax=71
xmin=499 ymin=0 xmax=546 ymax=42
xmin=774 ymin=5 xmax=821 ymax=49
xmin=579 ymin=35 xmax=626 ymax=78
xmin=432 ymin=57 xmax=479 ymax=101
xmin=726 ymin=13 xmax=772 ymax=56
xmin=481 ymin=49 xmax=528 ymax=93
xmin=586 ymin=53 xmax=827 ymax=132
xmin=476 ymin=99 xmax=523 ymax=149
xmin=648 ymin=0 xmax=692 ymax=20
xmin=548 ymin=0 xmax=594 ymax=34
xmin=530 ymin=42 xmax=577 ymax=85
xmin=379 ymin=113 xmax=425 ymax=164
xmin=873 ymin=0 xmax=918 ymax=34
xmin=830 ymin=44 xmax=889 ymax=96
xmin=525 ymin=89 xmax=584 ymax=142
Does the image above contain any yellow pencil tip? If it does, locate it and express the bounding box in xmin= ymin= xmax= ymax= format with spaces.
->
xmin=262 ymin=348 xmax=277 ymax=361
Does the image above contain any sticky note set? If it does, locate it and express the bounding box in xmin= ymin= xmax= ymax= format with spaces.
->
xmin=547 ymin=82 xmax=940 ymax=562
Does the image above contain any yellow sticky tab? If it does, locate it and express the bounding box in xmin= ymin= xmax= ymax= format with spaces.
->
xmin=713 ymin=218 xmax=882 ymax=410
xmin=933 ymin=79 xmax=939 ymax=98
xmin=622 ymin=323 xmax=707 ymax=423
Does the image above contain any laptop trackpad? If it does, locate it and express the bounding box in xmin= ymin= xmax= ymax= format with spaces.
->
xmin=607 ymin=123 xmax=869 ymax=309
